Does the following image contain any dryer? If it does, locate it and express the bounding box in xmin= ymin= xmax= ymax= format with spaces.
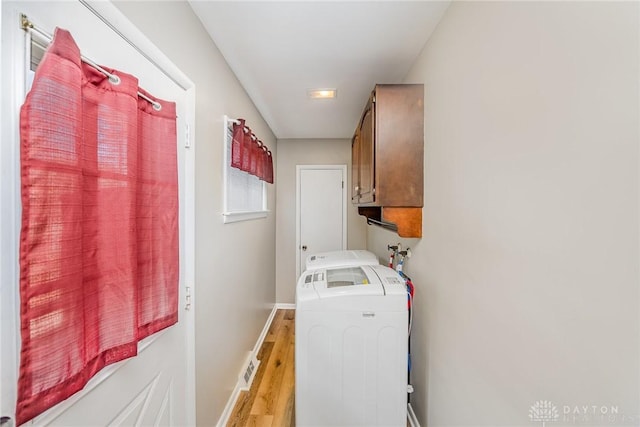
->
xmin=295 ymin=264 xmax=408 ymax=426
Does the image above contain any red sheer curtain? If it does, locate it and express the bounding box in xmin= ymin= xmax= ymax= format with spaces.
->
xmin=230 ymin=119 xmax=274 ymax=183
xmin=255 ymin=141 xmax=264 ymax=180
xmin=240 ymin=130 xmax=252 ymax=172
xmin=265 ymin=149 xmax=274 ymax=184
xmin=16 ymin=28 xmax=178 ymax=425
xmin=230 ymin=118 xmax=245 ymax=169
xmin=136 ymin=88 xmax=179 ymax=339
xmin=248 ymin=134 xmax=259 ymax=176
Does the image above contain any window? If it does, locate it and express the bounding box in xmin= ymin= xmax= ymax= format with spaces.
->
xmin=222 ymin=116 xmax=268 ymax=223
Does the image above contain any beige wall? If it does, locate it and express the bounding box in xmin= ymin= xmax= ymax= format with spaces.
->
xmin=366 ymin=2 xmax=639 ymax=425
xmin=114 ymin=2 xmax=277 ymax=424
xmin=275 ymin=139 xmax=368 ymax=303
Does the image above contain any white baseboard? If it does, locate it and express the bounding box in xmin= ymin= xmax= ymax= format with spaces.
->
xmin=253 ymin=305 xmax=280 ymax=353
xmin=408 ymin=402 xmax=421 ymax=427
xmin=275 ymin=302 xmax=296 ymax=309
xmin=215 ymin=364 xmax=243 ymax=426
xmin=216 ymin=304 xmax=280 ymax=427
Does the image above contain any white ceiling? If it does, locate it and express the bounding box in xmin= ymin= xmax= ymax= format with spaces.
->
xmin=189 ymin=1 xmax=450 ymax=139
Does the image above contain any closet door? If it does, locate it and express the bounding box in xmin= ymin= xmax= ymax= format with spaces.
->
xmin=0 ymin=2 xmax=195 ymax=425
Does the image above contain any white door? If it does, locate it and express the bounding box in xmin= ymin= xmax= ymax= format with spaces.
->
xmin=296 ymin=166 xmax=347 ymax=277
xmin=0 ymin=2 xmax=195 ymax=426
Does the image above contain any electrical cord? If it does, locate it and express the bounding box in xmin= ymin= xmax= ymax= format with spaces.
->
xmin=408 ymin=289 xmax=413 ymax=335
xmin=399 ymin=270 xmax=414 ymax=335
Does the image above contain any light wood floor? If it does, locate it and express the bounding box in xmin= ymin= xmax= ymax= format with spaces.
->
xmin=227 ymin=309 xmax=295 ymax=427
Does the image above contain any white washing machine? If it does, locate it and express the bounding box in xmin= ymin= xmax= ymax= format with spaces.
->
xmin=305 ymin=249 xmax=379 ymax=271
xmin=295 ymin=264 xmax=408 ymax=426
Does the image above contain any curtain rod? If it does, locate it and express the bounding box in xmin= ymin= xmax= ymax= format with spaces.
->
xmin=20 ymin=14 xmax=162 ymax=111
xmin=224 ymin=116 xmax=271 ymax=155
xmin=225 ymin=116 xmax=241 ymax=126
xmin=224 ymin=115 xmax=258 ymax=139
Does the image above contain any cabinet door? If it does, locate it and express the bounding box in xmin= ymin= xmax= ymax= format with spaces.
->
xmin=358 ymin=96 xmax=375 ymax=204
xmin=351 ymin=132 xmax=360 ymax=203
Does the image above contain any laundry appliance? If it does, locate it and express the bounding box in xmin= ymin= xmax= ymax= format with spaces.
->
xmin=295 ymin=263 xmax=408 ymax=426
xmin=305 ymin=249 xmax=379 ymax=271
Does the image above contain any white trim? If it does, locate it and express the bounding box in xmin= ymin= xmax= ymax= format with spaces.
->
xmin=275 ymin=302 xmax=296 ymax=310
xmin=251 ymin=305 xmax=279 ymax=359
xmin=408 ymin=403 xmax=421 ymax=427
xmin=217 ymin=386 xmax=242 ymax=427
xmin=216 ymin=304 xmax=280 ymax=427
xmin=296 ymin=166 xmax=301 ymax=279
xmin=222 ymin=115 xmax=230 ymax=217
xmin=183 ymin=94 xmax=197 ymax=427
xmin=222 ymin=210 xmax=269 ymax=223
xmin=0 ymin=4 xmax=25 ymax=419
xmin=295 ymin=165 xmax=348 ymax=279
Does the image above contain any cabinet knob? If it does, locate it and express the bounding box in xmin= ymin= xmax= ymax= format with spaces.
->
xmin=302 ymin=245 xmax=307 ymax=251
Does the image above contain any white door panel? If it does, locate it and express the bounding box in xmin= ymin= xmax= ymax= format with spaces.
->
xmin=297 ymin=166 xmax=347 ymax=277
xmin=0 ymin=1 xmax=195 ymax=425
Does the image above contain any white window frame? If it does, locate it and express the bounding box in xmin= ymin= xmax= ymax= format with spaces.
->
xmin=222 ymin=115 xmax=268 ymax=223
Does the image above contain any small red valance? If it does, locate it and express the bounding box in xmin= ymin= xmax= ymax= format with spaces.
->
xmin=231 ymin=119 xmax=274 ymax=183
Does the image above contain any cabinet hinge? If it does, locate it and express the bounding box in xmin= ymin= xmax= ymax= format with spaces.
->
xmin=342 ymin=181 xmax=344 ymax=189
xmin=185 ymin=124 xmax=191 ymax=148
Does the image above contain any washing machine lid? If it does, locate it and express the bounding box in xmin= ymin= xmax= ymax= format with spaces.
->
xmin=305 ymin=250 xmax=379 ymax=271
xmin=305 ymin=265 xmax=385 ymax=298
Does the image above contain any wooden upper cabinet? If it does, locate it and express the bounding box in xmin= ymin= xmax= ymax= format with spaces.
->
xmin=351 ymin=131 xmax=360 ymax=203
xmin=357 ymin=95 xmax=375 ymax=204
xmin=351 ymin=84 xmax=424 ymax=237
